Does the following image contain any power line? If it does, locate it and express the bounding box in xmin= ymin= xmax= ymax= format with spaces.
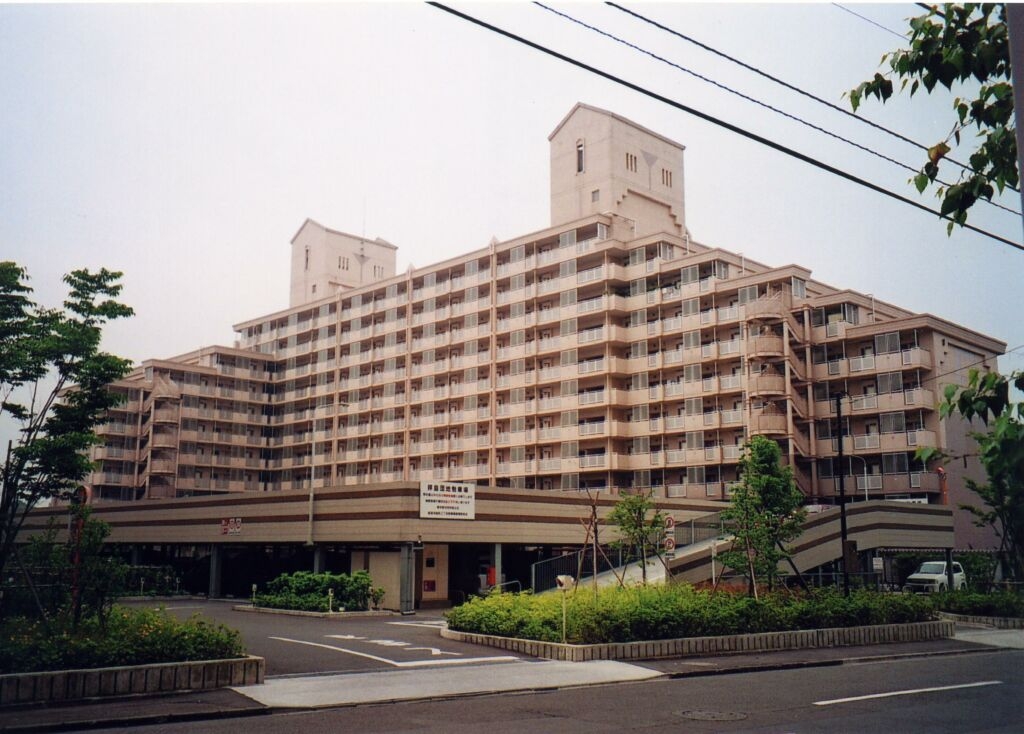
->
xmin=921 ymin=343 xmax=1024 ymax=388
xmin=536 ymin=2 xmax=1020 ymax=217
xmin=605 ymin=1 xmax=1020 ymax=196
xmin=832 ymin=3 xmax=907 ymax=41
xmin=428 ymin=2 xmax=1024 ymax=253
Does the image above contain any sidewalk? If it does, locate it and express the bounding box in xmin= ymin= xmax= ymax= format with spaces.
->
xmin=0 ymin=634 xmax=1014 ymax=733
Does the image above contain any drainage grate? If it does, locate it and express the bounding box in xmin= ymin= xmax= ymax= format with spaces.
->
xmin=677 ymin=710 xmax=749 ymax=721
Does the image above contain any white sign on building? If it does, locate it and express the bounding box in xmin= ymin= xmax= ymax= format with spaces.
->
xmin=420 ymin=481 xmax=476 ymax=520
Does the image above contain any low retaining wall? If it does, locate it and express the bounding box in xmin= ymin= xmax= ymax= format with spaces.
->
xmin=231 ymin=605 xmax=395 ymax=618
xmin=441 ymin=620 xmax=955 ymax=663
xmin=0 ymin=656 xmax=264 ymax=707
xmin=939 ymin=611 xmax=1024 ymax=629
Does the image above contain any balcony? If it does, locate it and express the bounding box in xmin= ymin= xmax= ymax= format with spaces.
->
xmin=748 ymin=373 xmax=785 ymax=395
xmin=747 ymin=335 xmax=784 ymax=357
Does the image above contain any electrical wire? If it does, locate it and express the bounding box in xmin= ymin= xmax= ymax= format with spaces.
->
xmin=606 ymin=1 xmax=1020 ymax=196
xmin=832 ymin=3 xmax=907 ymax=41
xmin=537 ymin=2 xmax=1020 ymax=217
xmin=428 ymin=2 xmax=1024 ymax=253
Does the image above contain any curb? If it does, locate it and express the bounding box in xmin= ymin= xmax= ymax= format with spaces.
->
xmin=0 ymin=703 xmax=270 ymax=734
xmin=230 ymin=605 xmax=397 ymax=619
xmin=442 ymin=620 xmax=955 ymax=662
xmin=938 ymin=611 xmax=1024 ymax=629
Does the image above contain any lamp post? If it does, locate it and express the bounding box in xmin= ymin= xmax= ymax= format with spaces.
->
xmin=834 ymin=392 xmax=850 ymax=596
xmin=848 ymin=454 xmax=870 ymax=502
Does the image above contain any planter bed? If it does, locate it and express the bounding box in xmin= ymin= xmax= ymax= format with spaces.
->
xmin=0 ymin=655 xmax=264 ymax=706
xmin=441 ymin=620 xmax=955 ymax=663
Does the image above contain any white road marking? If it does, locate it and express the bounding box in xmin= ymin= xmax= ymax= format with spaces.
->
xmin=269 ymin=636 xmax=518 ymax=667
xmin=163 ymin=606 xmax=204 ymax=610
xmin=389 ymin=620 xmax=448 ymax=629
xmin=814 ymin=680 xmax=1003 ymax=706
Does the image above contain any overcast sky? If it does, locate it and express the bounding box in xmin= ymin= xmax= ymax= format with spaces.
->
xmin=2 ymin=2 xmax=1022 ymax=380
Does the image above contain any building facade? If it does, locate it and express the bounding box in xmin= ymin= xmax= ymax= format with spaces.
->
xmin=87 ymin=104 xmax=1004 ymax=547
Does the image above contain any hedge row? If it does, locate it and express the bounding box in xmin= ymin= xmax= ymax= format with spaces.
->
xmin=0 ymin=606 xmax=244 ymax=674
xmin=254 ymin=570 xmax=373 ymax=612
xmin=932 ymin=590 xmax=1024 ymax=618
xmin=446 ymin=586 xmax=935 ymax=644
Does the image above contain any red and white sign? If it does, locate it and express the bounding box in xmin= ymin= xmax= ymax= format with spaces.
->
xmin=220 ymin=517 xmax=242 ymax=535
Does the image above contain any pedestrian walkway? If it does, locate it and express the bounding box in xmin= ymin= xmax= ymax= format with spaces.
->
xmin=234 ymin=659 xmax=661 ymax=708
xmin=954 ymin=626 xmax=1024 ymax=649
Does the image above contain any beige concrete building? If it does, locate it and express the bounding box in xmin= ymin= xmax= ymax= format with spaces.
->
xmin=86 ymin=103 xmax=1003 ymax=548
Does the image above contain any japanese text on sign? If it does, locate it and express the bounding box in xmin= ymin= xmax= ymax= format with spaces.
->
xmin=220 ymin=517 xmax=242 ymax=535
xmin=420 ymin=481 xmax=476 ymax=520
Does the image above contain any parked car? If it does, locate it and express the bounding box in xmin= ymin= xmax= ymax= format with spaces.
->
xmin=903 ymin=561 xmax=967 ymax=593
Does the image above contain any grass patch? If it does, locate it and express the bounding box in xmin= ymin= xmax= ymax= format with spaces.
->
xmin=446 ymin=585 xmax=935 ymax=644
xmin=0 ymin=606 xmax=244 ymax=674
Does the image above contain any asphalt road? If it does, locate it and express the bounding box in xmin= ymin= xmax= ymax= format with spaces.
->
xmin=89 ymin=649 xmax=1024 ymax=734
xmin=126 ymin=599 xmax=530 ymax=676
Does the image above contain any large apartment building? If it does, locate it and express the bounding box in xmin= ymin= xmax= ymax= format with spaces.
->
xmin=87 ymin=104 xmax=1004 ymax=545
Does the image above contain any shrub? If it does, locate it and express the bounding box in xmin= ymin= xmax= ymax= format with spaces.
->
xmin=256 ymin=570 xmax=373 ymax=611
xmin=932 ymin=590 xmax=1024 ymax=618
xmin=446 ymin=585 xmax=936 ymax=644
xmin=0 ymin=606 xmax=244 ymax=674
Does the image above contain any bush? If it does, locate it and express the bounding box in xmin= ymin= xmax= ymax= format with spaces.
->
xmin=446 ymin=585 xmax=936 ymax=644
xmin=0 ymin=606 xmax=244 ymax=674
xmin=255 ymin=570 xmax=373 ymax=612
xmin=932 ymin=590 xmax=1024 ymax=618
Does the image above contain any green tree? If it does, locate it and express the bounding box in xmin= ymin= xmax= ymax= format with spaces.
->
xmin=0 ymin=262 xmax=133 ymax=607
xmin=848 ymin=3 xmax=1017 ymax=234
xmin=608 ymin=488 xmax=666 ymax=584
xmin=918 ymin=368 xmax=1024 ymax=581
xmin=719 ymin=436 xmax=807 ymax=599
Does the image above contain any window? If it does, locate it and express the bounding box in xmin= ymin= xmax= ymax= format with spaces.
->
xmin=661 ymin=168 xmax=674 ymax=187
xmin=880 ymin=411 xmax=906 ymax=433
xmin=304 ymin=247 xmax=309 ymax=271
xmin=625 ymin=152 xmax=638 ymax=172
xmin=576 ymin=140 xmax=585 ymax=173
xmin=875 ymin=331 xmax=900 ymax=354
xmin=791 ymin=277 xmax=807 ymax=299
xmin=311 ymin=284 xmax=316 ymax=296
xmin=591 ymin=189 xmax=600 ymax=202
xmin=882 ymin=452 xmax=909 ymax=474
xmin=339 ymin=256 xmax=349 ymax=271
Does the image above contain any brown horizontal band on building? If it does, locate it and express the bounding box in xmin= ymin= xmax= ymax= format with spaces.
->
xmin=669 ymin=520 xmax=947 ymax=575
xmin=789 ymin=522 xmax=951 ymax=556
xmin=801 ymin=503 xmax=950 ymax=532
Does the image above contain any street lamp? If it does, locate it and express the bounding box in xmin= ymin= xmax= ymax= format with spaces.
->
xmin=848 ymin=454 xmax=870 ymax=502
xmin=833 ymin=392 xmax=850 ymax=597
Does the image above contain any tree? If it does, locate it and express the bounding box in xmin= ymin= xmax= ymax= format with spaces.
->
xmin=607 ymin=488 xmax=666 ymax=584
xmin=0 ymin=262 xmax=133 ymax=606
xmin=719 ymin=436 xmax=807 ymax=599
xmin=918 ymin=368 xmax=1024 ymax=581
xmin=848 ymin=3 xmax=1017 ymax=234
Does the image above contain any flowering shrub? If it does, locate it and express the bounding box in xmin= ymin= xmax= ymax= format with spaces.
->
xmin=446 ymin=585 xmax=935 ymax=644
xmin=0 ymin=606 xmax=243 ymax=674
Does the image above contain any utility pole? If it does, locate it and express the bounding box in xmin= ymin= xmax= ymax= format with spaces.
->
xmin=834 ymin=392 xmax=850 ymax=596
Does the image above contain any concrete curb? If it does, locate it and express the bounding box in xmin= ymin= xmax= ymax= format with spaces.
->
xmin=0 ymin=703 xmax=270 ymax=734
xmin=939 ymin=611 xmax=1024 ymax=629
xmin=0 ymin=656 xmax=265 ymax=707
xmin=441 ymin=620 xmax=956 ymax=662
xmin=230 ymin=605 xmax=397 ymax=618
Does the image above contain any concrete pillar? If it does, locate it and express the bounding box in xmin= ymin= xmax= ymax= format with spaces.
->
xmin=399 ymin=544 xmax=415 ymax=614
xmin=313 ymin=545 xmax=326 ymax=573
xmin=208 ymin=545 xmax=223 ymax=598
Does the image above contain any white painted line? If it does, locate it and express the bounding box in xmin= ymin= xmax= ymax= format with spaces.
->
xmin=814 ymin=680 xmax=1003 ymax=706
xmin=270 ymin=637 xmax=398 ymax=665
xmin=389 ymin=620 xmax=448 ymax=629
xmin=268 ymin=636 xmax=518 ymax=667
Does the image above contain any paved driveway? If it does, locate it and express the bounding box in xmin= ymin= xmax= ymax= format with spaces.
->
xmin=125 ymin=599 xmax=529 ymax=676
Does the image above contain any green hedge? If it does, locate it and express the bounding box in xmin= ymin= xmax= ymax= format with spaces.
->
xmin=446 ymin=585 xmax=935 ymax=644
xmin=254 ymin=570 xmax=373 ymax=612
xmin=932 ymin=590 xmax=1024 ymax=618
xmin=0 ymin=606 xmax=244 ymax=674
